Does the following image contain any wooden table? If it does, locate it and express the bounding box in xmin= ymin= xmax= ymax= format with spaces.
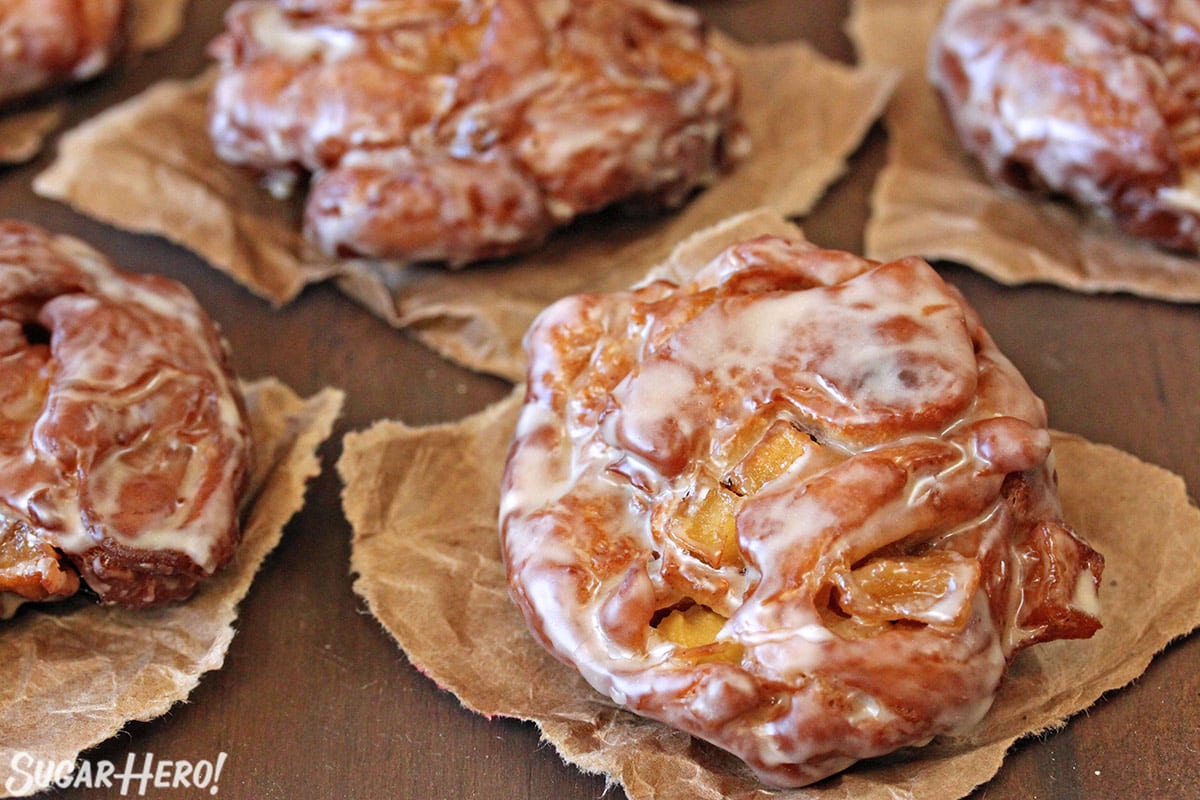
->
xmin=2 ymin=2 xmax=1197 ymax=798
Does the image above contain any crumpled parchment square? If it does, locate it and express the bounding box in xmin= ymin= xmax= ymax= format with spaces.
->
xmin=337 ymin=209 xmax=1200 ymax=800
xmin=33 ymin=36 xmax=898 ymax=381
xmin=848 ymin=0 xmax=1200 ymax=303
xmin=0 ymin=378 xmax=344 ymax=798
xmin=0 ymin=0 xmax=191 ymax=165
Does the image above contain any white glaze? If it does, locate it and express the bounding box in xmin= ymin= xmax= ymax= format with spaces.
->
xmin=931 ymin=0 xmax=1200 ymax=252
xmin=208 ymin=0 xmax=744 ymax=262
xmin=0 ymin=222 xmax=251 ymax=606
xmin=500 ymin=234 xmax=1103 ymax=787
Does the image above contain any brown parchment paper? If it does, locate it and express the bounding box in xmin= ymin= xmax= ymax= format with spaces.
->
xmin=849 ymin=0 xmax=1200 ymax=304
xmin=125 ymin=0 xmax=193 ymax=52
xmin=0 ymin=0 xmax=191 ymax=166
xmin=0 ymin=109 xmax=63 ymax=166
xmin=0 ymin=378 xmax=344 ymax=798
xmin=33 ymin=37 xmax=898 ymax=382
xmin=339 ymin=210 xmax=1200 ymax=800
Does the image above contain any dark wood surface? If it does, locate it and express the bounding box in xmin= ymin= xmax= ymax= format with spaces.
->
xmin=1 ymin=2 xmax=1197 ymax=798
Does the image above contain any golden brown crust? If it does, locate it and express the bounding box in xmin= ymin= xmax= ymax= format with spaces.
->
xmin=930 ymin=0 xmax=1200 ymax=254
xmin=207 ymin=0 xmax=746 ymax=263
xmin=0 ymin=0 xmax=128 ymax=106
xmin=0 ymin=220 xmax=253 ymax=610
xmin=0 ymin=517 xmax=80 ymax=607
xmin=500 ymin=235 xmax=1103 ymax=787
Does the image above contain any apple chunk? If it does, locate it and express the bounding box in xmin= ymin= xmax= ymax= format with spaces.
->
xmin=726 ymin=420 xmax=811 ymax=496
xmin=656 ymin=604 xmax=743 ymax=663
xmin=663 ymin=481 xmax=741 ymax=568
